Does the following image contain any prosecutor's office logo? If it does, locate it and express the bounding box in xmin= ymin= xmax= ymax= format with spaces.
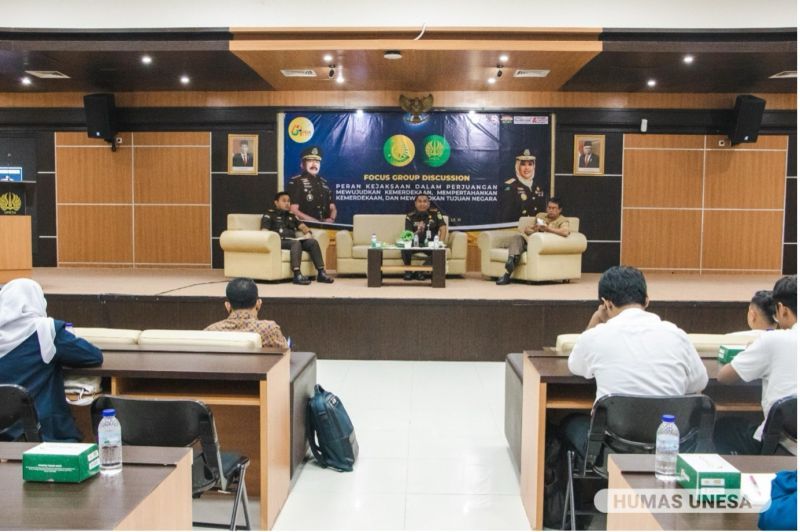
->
xmin=0 ymin=192 xmax=22 ymax=214
xmin=288 ymin=117 xmax=314 ymax=143
xmin=383 ymin=134 xmax=415 ymax=167
xmin=422 ymin=135 xmax=451 ymax=167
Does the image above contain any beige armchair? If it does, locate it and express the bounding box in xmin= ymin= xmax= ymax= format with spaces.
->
xmin=219 ymin=214 xmax=329 ymax=281
xmin=335 ymin=214 xmax=467 ymax=275
xmin=478 ymin=216 xmax=587 ymax=282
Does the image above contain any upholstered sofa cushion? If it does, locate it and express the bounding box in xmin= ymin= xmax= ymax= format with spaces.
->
xmin=138 ymin=329 xmax=263 ymax=349
xmin=71 ymin=327 xmax=141 ymax=345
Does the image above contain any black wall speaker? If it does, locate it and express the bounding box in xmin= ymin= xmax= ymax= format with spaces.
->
xmin=729 ymin=95 xmax=766 ymax=145
xmin=83 ymin=93 xmax=118 ymax=142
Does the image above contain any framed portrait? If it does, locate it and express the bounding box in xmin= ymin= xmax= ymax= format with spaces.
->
xmin=227 ymin=134 xmax=259 ymax=175
xmin=573 ymin=134 xmax=605 ymax=175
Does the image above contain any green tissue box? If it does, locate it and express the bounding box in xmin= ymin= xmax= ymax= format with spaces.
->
xmin=677 ymin=453 xmax=740 ymax=501
xmin=717 ymin=344 xmax=746 ymax=364
xmin=22 ymin=442 xmax=101 ymax=483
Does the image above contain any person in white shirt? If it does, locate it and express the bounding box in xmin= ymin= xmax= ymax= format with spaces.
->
xmin=715 ymin=275 xmax=797 ymax=454
xmin=560 ymin=266 xmax=709 ymax=462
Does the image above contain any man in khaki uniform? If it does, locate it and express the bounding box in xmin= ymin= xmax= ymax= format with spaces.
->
xmin=496 ymin=197 xmax=571 ymax=285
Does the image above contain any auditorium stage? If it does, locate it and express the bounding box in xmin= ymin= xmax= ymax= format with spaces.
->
xmin=32 ymin=267 xmax=776 ymax=361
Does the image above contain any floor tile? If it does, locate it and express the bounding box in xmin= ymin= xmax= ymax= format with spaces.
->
xmin=404 ymin=493 xmax=529 ymax=530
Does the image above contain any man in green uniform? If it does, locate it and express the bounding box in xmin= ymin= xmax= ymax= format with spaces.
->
xmin=496 ymin=197 xmax=571 ymax=285
xmin=287 ymin=146 xmax=337 ymax=223
xmin=403 ymin=193 xmax=448 ymax=281
xmin=496 ymin=148 xmax=546 ymax=222
xmin=262 ymin=192 xmax=334 ymax=285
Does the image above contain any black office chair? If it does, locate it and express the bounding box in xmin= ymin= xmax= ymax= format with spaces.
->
xmin=761 ymin=395 xmax=797 ymax=456
xmin=562 ymin=394 xmax=716 ymax=530
xmin=91 ymin=396 xmax=251 ymax=531
xmin=0 ymin=384 xmax=43 ymax=442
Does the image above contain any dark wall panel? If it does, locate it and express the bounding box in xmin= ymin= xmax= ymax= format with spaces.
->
xmin=35 ymin=238 xmax=57 ymax=267
xmin=582 ymin=242 xmax=620 ymax=273
xmin=784 ymin=244 xmax=796 ymax=274
xmin=211 ymin=174 xmax=277 ymax=237
xmin=785 ymin=177 xmax=796 ymax=244
xmin=787 ymin=134 xmax=796 ymax=177
xmin=554 ymin=174 xmax=621 ymax=241
xmin=35 ymin=173 xmax=56 ymax=235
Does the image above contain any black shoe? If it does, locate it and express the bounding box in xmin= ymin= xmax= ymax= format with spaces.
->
xmin=496 ymin=273 xmax=512 ymax=285
xmin=403 ymin=272 xmax=414 ymax=281
xmin=505 ymin=256 xmax=517 ymax=274
xmin=316 ymin=271 xmax=334 ymax=283
xmin=292 ymin=272 xmax=312 ymax=285
xmin=415 ymin=271 xmax=427 ymax=281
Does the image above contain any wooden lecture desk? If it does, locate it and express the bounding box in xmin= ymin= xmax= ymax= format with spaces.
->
xmin=607 ymin=454 xmax=797 ymax=530
xmin=520 ymin=350 xmax=764 ymax=530
xmin=0 ymin=442 xmax=192 ymax=530
xmin=67 ymin=344 xmax=292 ymax=530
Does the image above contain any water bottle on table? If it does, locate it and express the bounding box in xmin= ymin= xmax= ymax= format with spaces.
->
xmin=98 ymin=408 xmax=123 ymax=474
xmin=370 ymin=233 xmax=377 ymax=248
xmin=655 ymin=414 xmax=679 ymax=480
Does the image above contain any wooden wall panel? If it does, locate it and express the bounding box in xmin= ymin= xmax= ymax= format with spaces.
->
xmin=57 ymin=206 xmax=133 ymax=263
xmin=134 ymin=147 xmax=210 ymax=204
xmin=133 ymin=132 xmax=210 ymax=146
xmin=706 ymin=135 xmax=788 ymax=150
xmin=134 ymin=206 xmax=210 ymax=264
xmin=56 ymin=147 xmax=132 ymax=204
xmin=623 ymin=150 xmax=704 ymax=208
xmin=704 ymin=151 xmax=786 ymax=209
xmin=625 ymin=134 xmax=704 ymax=149
xmin=702 ymin=211 xmax=783 ymax=271
xmin=55 ymin=132 xmax=132 ymax=147
xmin=621 ymin=210 xmax=701 ymax=269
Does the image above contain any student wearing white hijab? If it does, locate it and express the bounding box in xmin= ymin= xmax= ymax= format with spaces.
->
xmin=0 ymin=278 xmax=102 ymax=441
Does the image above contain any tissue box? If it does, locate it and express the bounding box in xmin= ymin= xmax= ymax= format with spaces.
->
xmin=22 ymin=442 xmax=101 ymax=483
xmin=677 ymin=453 xmax=740 ymax=501
xmin=717 ymin=344 xmax=747 ymax=364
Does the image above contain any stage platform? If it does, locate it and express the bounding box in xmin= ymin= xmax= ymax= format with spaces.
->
xmin=31 ymin=267 xmax=777 ymax=361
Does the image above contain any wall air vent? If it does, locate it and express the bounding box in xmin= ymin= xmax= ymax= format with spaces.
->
xmin=769 ymin=70 xmax=797 ymax=79
xmin=25 ymin=70 xmax=71 ymax=79
xmin=280 ymin=69 xmax=318 ymax=78
xmin=513 ymin=69 xmax=550 ymax=78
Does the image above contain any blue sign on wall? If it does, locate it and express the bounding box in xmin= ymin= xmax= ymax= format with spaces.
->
xmin=0 ymin=167 xmax=23 ymax=182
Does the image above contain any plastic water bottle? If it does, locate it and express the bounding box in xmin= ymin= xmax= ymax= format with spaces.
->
xmin=433 ymin=235 xmax=440 ymax=248
xmin=64 ymin=322 xmax=74 ymax=334
xmin=370 ymin=233 xmax=377 ymax=248
xmin=425 ymin=229 xmax=432 ymax=244
xmin=413 ymin=233 xmax=419 ymax=247
xmin=655 ymin=414 xmax=679 ymax=480
xmin=98 ymin=408 xmax=123 ymax=474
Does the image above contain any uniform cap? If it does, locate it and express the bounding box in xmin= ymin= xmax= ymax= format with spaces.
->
xmin=300 ymin=146 xmax=323 ymax=161
xmin=515 ymin=148 xmax=536 ymax=162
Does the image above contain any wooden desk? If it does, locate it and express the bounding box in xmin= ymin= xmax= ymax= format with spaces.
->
xmin=0 ymin=442 xmax=192 ymax=530
xmin=0 ymin=215 xmax=32 ymax=283
xmin=607 ymin=454 xmax=796 ymax=530
xmin=67 ymin=345 xmax=291 ymax=530
xmin=520 ymin=351 xmax=763 ymax=530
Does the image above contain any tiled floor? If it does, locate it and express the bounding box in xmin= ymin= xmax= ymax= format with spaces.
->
xmin=194 ymin=359 xmax=530 ymax=530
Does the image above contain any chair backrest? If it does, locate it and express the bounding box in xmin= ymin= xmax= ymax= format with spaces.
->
xmin=0 ymin=384 xmax=42 ymax=442
xmin=227 ymin=213 xmax=262 ymax=231
xmin=761 ymin=395 xmax=797 ymax=455
xmin=352 ymin=214 xmax=406 ymax=245
xmin=517 ymin=216 xmax=580 ymax=232
xmin=584 ymin=394 xmax=716 ymax=472
xmin=91 ymin=395 xmax=228 ymax=490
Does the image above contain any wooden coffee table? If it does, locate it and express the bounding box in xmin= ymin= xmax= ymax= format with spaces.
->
xmin=367 ymin=246 xmax=446 ymax=288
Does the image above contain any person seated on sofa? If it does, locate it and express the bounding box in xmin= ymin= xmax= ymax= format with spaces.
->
xmin=205 ymin=277 xmax=289 ymax=350
xmin=748 ymin=290 xmax=778 ymax=331
xmin=560 ymin=266 xmax=708 ymax=463
xmin=261 ymin=191 xmax=334 ymax=285
xmin=403 ymin=193 xmax=447 ymax=281
xmin=714 ymin=275 xmax=796 ymax=455
xmin=0 ymin=278 xmax=103 ymax=442
xmin=496 ymin=196 xmax=571 ymax=285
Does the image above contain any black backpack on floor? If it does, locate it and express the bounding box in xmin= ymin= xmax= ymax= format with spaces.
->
xmin=306 ymin=385 xmax=359 ymax=472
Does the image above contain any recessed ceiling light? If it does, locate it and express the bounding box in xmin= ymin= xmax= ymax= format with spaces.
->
xmin=355 ymin=109 xmax=364 ymax=116
xmin=487 ymin=78 xmax=496 ymax=84
xmin=383 ymin=50 xmax=402 ymax=60
xmin=21 ymin=76 xmax=32 ymax=86
xmin=336 ymin=74 xmax=344 ymax=84
xmin=647 ymin=79 xmax=657 ymax=87
xmin=499 ymin=54 xmax=509 ymax=63
xmin=141 ymin=55 xmax=152 ymax=65
xmin=683 ymin=55 xmax=694 ymax=64
xmin=180 ymin=75 xmax=190 ymax=85
xmin=468 ymin=110 xmax=477 ymax=117
xmin=323 ymin=54 xmax=333 ymax=63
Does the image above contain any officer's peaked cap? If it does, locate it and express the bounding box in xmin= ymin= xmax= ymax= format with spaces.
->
xmin=301 ymin=146 xmax=323 ymax=161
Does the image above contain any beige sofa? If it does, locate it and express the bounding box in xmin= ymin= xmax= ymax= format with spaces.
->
xmin=219 ymin=214 xmax=330 ymax=281
xmin=335 ymin=214 xmax=467 ymax=275
xmin=554 ymin=330 xmax=764 ymax=356
xmin=477 ymin=216 xmax=587 ymax=282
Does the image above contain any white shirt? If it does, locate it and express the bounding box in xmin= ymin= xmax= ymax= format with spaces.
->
xmin=568 ymin=308 xmax=709 ymax=401
xmin=730 ymin=323 xmax=797 ymax=441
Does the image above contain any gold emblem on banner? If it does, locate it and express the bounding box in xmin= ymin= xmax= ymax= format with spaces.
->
xmin=0 ymin=192 xmax=22 ymax=214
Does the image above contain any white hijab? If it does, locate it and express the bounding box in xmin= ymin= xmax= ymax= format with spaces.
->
xmin=0 ymin=279 xmax=56 ymax=363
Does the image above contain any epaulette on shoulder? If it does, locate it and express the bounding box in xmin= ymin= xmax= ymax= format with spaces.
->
xmin=504 ymin=178 xmax=515 ymax=184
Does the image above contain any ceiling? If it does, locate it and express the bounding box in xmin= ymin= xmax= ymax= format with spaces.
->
xmin=0 ymin=28 xmax=795 ymax=95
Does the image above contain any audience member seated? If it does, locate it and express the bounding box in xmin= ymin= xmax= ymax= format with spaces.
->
xmin=560 ymin=266 xmax=708 ymax=463
xmin=0 ymin=279 xmax=103 ymax=441
xmin=748 ymin=289 xmax=778 ymax=331
xmin=205 ymin=277 xmax=289 ymax=350
xmin=715 ymin=275 xmax=797 ymax=454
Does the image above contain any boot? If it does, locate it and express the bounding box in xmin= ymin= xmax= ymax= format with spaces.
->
xmin=292 ymin=271 xmax=311 ymax=285
xmin=316 ymin=270 xmax=334 ymax=283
